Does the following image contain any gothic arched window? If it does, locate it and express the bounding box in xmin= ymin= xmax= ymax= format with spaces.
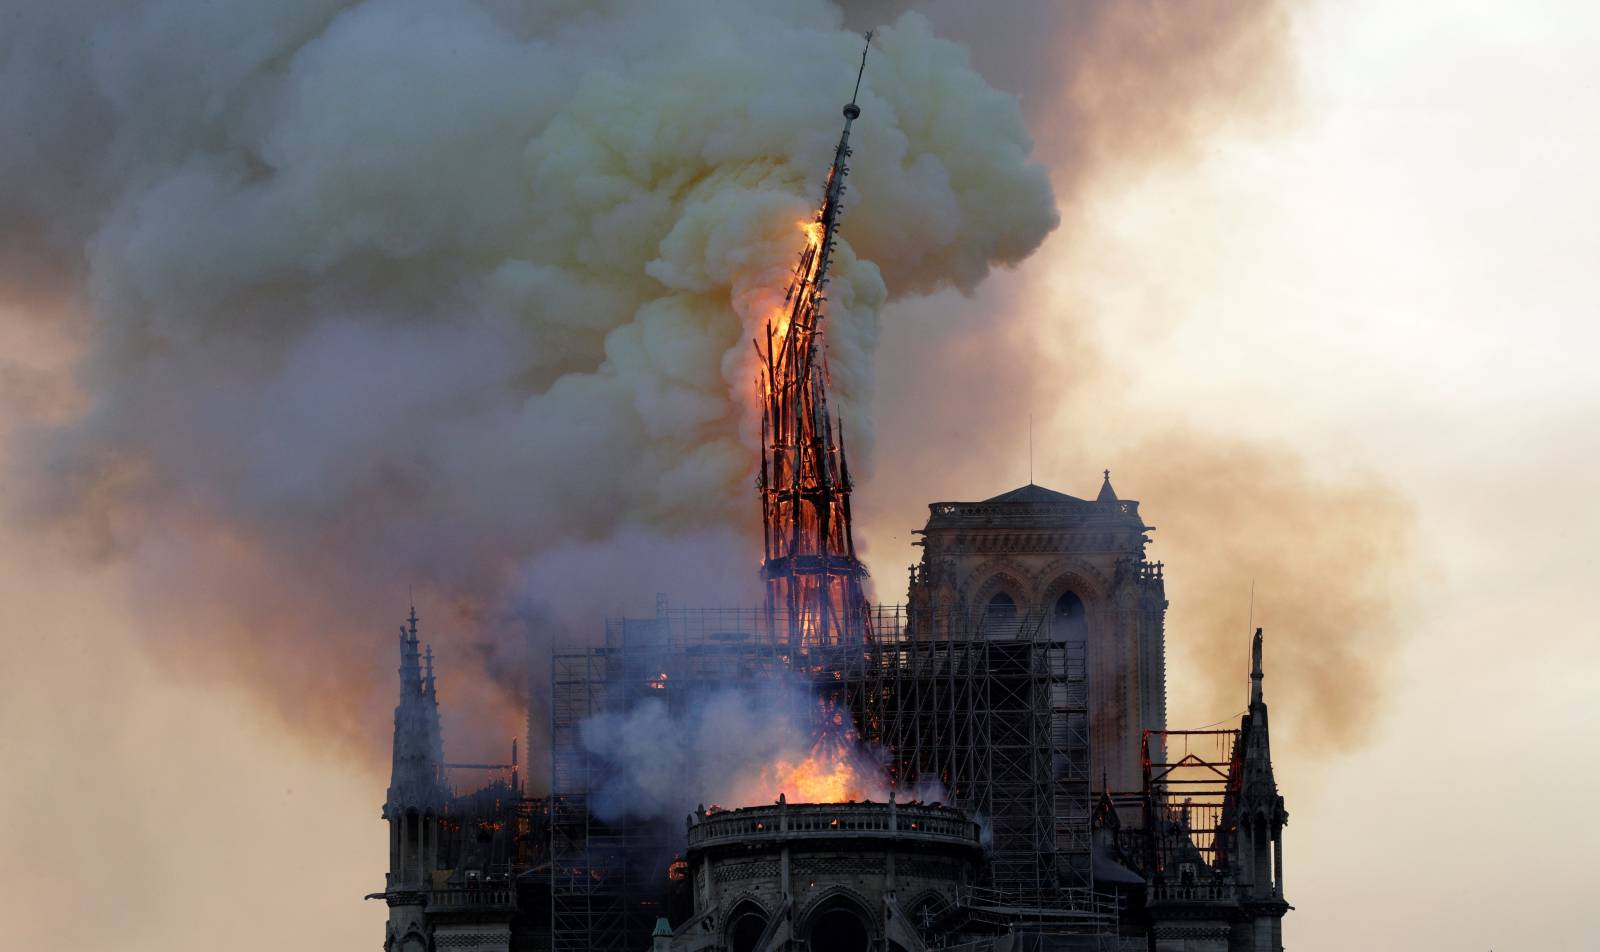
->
xmin=985 ymin=591 xmax=1017 ymax=622
xmin=726 ymin=899 xmax=770 ymax=952
xmin=1053 ymin=591 xmax=1088 ymax=641
xmin=805 ymin=895 xmax=873 ymax=952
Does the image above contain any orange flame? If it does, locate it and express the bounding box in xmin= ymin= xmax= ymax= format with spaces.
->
xmin=759 ymin=746 xmax=871 ymax=803
xmin=801 ymin=218 xmax=825 ymax=248
xmin=763 ymin=220 xmax=825 ymax=350
xmin=765 ymin=303 xmax=793 ymax=359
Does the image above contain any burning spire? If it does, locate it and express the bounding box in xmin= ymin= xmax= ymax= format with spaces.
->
xmin=756 ymin=33 xmax=874 ymax=651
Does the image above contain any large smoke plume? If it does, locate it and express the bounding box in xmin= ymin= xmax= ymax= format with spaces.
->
xmin=1 ymin=2 xmax=1056 ymax=770
xmin=855 ymin=0 xmax=1417 ymax=756
xmin=1 ymin=0 xmax=1409 ymax=785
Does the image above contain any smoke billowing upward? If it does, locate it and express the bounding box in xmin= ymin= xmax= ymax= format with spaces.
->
xmin=1 ymin=0 xmax=1409 ymax=782
xmin=847 ymin=0 xmax=1294 ymax=179
xmin=845 ymin=1 xmax=1418 ymax=758
xmin=0 ymin=2 xmax=1056 ymax=770
xmin=579 ymin=681 xmax=939 ymax=821
xmin=1120 ymin=432 xmax=1415 ymax=751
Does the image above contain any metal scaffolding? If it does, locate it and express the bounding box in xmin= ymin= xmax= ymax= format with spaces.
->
xmin=1140 ymin=728 xmax=1243 ymax=884
xmin=548 ymin=606 xmax=1109 ymax=951
xmin=1097 ymin=727 xmax=1244 ymax=893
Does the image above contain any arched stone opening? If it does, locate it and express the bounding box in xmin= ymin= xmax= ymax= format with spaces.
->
xmin=968 ymin=565 xmax=1031 ymax=632
xmin=986 ymin=591 xmax=1017 ymax=622
xmin=804 ymin=894 xmax=874 ymax=952
xmin=972 ymin=570 xmax=1029 ymax=638
xmin=725 ymin=898 xmax=770 ymax=952
xmin=906 ymin=890 xmax=947 ymax=943
xmin=398 ymin=807 xmax=425 ymax=882
xmin=1052 ymin=590 xmax=1088 ymax=641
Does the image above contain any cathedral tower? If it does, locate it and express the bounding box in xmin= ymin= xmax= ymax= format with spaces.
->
xmin=907 ymin=473 xmax=1167 ymax=792
xmin=382 ymin=607 xmax=446 ymax=952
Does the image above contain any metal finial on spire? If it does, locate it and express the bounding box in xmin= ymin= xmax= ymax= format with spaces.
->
xmin=1250 ymin=627 xmax=1264 ymax=707
xmin=847 ymin=30 xmax=874 ymax=115
xmin=1028 ymin=414 xmax=1034 ymax=485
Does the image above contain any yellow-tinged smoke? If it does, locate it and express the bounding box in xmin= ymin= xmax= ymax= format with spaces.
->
xmin=0 ymin=3 xmax=1056 ymax=770
xmin=855 ymin=0 xmax=1416 ymax=757
xmin=1119 ymin=431 xmax=1416 ymax=751
xmin=0 ymin=0 xmax=1400 ymax=779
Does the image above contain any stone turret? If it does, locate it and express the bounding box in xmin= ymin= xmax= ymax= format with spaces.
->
xmin=1144 ymin=629 xmax=1290 ymax=952
xmin=1231 ymin=628 xmax=1290 ymax=951
xmin=383 ymin=606 xmax=447 ymax=952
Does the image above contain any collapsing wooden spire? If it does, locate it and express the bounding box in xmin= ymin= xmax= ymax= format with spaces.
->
xmin=756 ymin=33 xmax=874 ymax=651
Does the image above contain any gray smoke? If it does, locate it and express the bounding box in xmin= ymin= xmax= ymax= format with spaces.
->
xmin=579 ymin=679 xmax=952 ymax=820
xmin=580 ymin=683 xmax=822 ymax=820
xmin=0 ymin=1 xmax=1057 ymax=766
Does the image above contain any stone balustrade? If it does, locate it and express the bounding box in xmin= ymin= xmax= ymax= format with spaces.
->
xmin=686 ymin=799 xmax=980 ymax=852
xmin=426 ymin=884 xmax=517 ymax=910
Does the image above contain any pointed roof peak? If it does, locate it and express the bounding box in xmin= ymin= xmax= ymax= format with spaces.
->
xmin=1096 ymin=469 xmax=1118 ymax=503
xmin=1092 ymin=785 xmax=1121 ymax=831
xmin=984 ymin=484 xmax=1087 ymax=504
xmin=1250 ymin=627 xmax=1265 ymax=707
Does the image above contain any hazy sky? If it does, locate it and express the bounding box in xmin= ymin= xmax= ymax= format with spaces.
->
xmin=875 ymin=2 xmax=1600 ymax=945
xmin=3 ymin=1 xmax=1597 ymax=949
xmin=868 ymin=1 xmax=1599 ymax=946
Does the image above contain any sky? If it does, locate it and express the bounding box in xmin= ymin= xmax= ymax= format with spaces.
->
xmin=3 ymin=1 xmax=1598 ymax=949
xmin=860 ymin=2 xmax=1598 ymax=947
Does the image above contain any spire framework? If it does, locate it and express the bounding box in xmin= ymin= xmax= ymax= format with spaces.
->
xmin=756 ymin=33 xmax=874 ymax=651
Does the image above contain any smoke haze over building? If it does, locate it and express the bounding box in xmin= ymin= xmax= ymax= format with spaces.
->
xmin=1 ymin=0 xmax=1393 ymax=770
xmin=2 ymin=2 xmax=1060 ymax=763
xmin=4 ymin=1 xmax=1595 ymax=949
xmin=848 ymin=0 xmax=1415 ymax=755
